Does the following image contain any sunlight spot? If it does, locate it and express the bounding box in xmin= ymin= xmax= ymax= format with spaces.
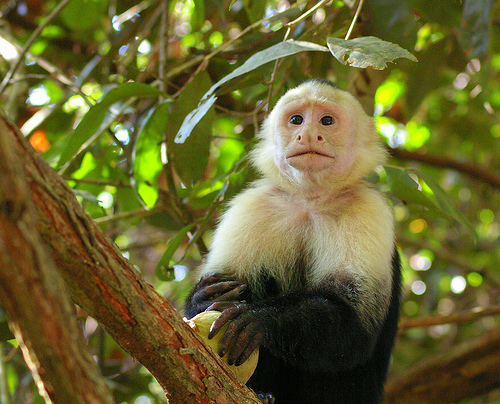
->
xmin=451 ymin=276 xmax=466 ymax=294
xmin=411 ymin=280 xmax=426 ymax=296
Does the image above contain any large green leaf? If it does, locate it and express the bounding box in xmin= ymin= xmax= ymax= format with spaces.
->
xmin=385 ymin=166 xmax=441 ymax=213
xmin=60 ymin=0 xmax=107 ymax=31
xmin=174 ymin=40 xmax=328 ymax=144
xmin=58 ymin=83 xmax=165 ymax=169
xmin=168 ymin=72 xmax=213 ymax=185
xmin=413 ymin=169 xmax=477 ymax=237
xmin=386 ymin=166 xmax=476 ymax=236
xmin=133 ymin=102 xmax=171 ymax=208
xmin=327 ymin=37 xmax=417 ymax=70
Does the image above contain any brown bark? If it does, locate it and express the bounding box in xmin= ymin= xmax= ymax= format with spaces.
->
xmin=0 ymin=115 xmax=260 ymax=404
xmin=0 ymin=120 xmax=114 ymax=403
xmin=384 ymin=328 xmax=500 ymax=403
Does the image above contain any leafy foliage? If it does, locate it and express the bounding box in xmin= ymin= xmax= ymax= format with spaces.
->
xmin=0 ymin=0 xmax=499 ymax=402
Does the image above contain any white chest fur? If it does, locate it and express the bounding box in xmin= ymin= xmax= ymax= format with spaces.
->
xmin=203 ymin=181 xmax=394 ymax=291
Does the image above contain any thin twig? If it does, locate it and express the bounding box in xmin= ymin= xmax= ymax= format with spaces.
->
xmin=285 ymin=0 xmax=330 ymax=28
xmin=266 ymin=0 xmax=331 ymax=112
xmin=399 ymin=306 xmax=500 ymax=330
xmin=158 ymin=0 xmax=169 ymax=96
xmin=345 ymin=0 xmax=365 ymax=40
xmin=0 ymin=0 xmax=72 ymax=95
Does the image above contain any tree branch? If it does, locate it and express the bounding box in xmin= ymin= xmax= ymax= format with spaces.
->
xmin=385 ymin=328 xmax=500 ymax=403
xmin=0 ymin=114 xmax=260 ymax=404
xmin=389 ymin=147 xmax=500 ymax=189
xmin=0 ymin=119 xmax=114 ymax=403
xmin=399 ymin=306 xmax=500 ymax=330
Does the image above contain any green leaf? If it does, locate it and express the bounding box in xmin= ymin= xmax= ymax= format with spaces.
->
xmin=385 ymin=166 xmax=446 ymax=220
xmin=0 ymin=320 xmax=14 ymax=341
xmin=133 ymin=102 xmax=170 ymax=208
xmin=168 ymin=72 xmax=214 ymax=186
xmin=384 ymin=166 xmax=436 ymax=210
xmin=191 ymin=0 xmax=205 ymax=31
xmin=412 ymin=169 xmax=477 ymax=237
xmin=60 ymin=0 xmax=107 ymax=31
xmin=155 ymin=182 xmax=228 ymax=280
xmin=155 ymin=220 xmax=201 ymax=281
xmin=327 ymin=37 xmax=417 ymax=70
xmin=175 ymin=40 xmax=328 ymax=144
xmin=181 ymin=181 xmax=228 ymax=260
xmin=386 ymin=166 xmax=477 ymax=237
xmin=58 ymin=83 xmax=165 ymax=169
xmin=169 ymin=72 xmax=213 ymax=185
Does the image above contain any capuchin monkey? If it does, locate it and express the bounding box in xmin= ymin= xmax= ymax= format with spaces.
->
xmin=184 ymin=79 xmax=401 ymax=404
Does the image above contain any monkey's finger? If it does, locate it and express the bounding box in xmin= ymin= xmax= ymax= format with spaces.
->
xmin=233 ymin=331 xmax=262 ymax=366
xmin=218 ymin=314 xmax=252 ymax=361
xmin=206 ymin=300 xmax=244 ymax=312
xmin=216 ymin=284 xmax=247 ymax=301
xmin=227 ymin=321 xmax=263 ymax=365
xmin=210 ymin=305 xmax=246 ymax=345
xmin=198 ymin=273 xmax=235 ymax=287
xmin=192 ymin=281 xmax=240 ymax=303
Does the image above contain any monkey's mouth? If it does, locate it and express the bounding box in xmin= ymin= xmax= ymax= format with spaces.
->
xmin=288 ymin=150 xmax=333 ymax=159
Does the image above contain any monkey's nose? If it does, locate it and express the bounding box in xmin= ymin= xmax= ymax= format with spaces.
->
xmin=296 ymin=131 xmax=324 ymax=144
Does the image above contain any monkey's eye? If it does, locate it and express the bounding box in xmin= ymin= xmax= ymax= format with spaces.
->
xmin=289 ymin=115 xmax=304 ymax=125
xmin=321 ymin=116 xmax=335 ymax=126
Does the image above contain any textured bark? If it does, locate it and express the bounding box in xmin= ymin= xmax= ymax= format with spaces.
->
xmin=0 ymin=115 xmax=260 ymax=404
xmin=0 ymin=120 xmax=114 ymax=403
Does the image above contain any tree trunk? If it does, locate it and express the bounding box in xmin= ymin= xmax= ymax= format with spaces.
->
xmin=0 ymin=117 xmax=114 ymax=404
xmin=0 ymin=115 xmax=260 ymax=404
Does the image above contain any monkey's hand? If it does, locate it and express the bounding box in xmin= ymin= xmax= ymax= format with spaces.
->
xmin=184 ymin=273 xmax=247 ymax=318
xmin=208 ymin=303 xmax=265 ymax=367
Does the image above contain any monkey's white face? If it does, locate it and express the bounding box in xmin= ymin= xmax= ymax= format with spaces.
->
xmin=274 ymin=100 xmax=355 ymax=176
xmin=251 ymin=82 xmax=386 ymax=193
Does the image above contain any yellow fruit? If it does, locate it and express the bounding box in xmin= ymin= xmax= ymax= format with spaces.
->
xmin=185 ymin=310 xmax=259 ymax=383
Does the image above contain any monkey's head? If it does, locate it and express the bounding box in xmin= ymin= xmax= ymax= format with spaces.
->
xmin=251 ymin=80 xmax=387 ymax=193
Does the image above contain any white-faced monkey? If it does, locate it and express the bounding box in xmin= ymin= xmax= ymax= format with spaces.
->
xmin=184 ymin=79 xmax=401 ymax=404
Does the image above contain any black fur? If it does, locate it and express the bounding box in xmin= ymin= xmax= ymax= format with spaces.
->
xmin=184 ymin=249 xmax=401 ymax=404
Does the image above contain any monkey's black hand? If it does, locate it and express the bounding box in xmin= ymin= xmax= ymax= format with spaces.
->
xmin=184 ymin=273 xmax=247 ymax=318
xmin=208 ymin=303 xmax=265 ymax=366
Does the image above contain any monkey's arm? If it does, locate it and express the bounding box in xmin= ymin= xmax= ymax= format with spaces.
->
xmin=208 ymin=286 xmax=381 ymax=371
xmin=183 ymin=273 xmax=247 ymax=319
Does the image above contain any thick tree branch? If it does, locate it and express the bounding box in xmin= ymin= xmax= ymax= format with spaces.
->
xmin=0 ymin=115 xmax=260 ymax=404
xmin=389 ymin=147 xmax=500 ymax=189
xmin=0 ymin=121 xmax=114 ymax=403
xmin=385 ymin=328 xmax=500 ymax=403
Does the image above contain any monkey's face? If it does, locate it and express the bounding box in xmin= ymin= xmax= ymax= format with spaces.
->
xmin=250 ymin=82 xmax=386 ymax=192
xmin=273 ymin=99 xmax=356 ymax=177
